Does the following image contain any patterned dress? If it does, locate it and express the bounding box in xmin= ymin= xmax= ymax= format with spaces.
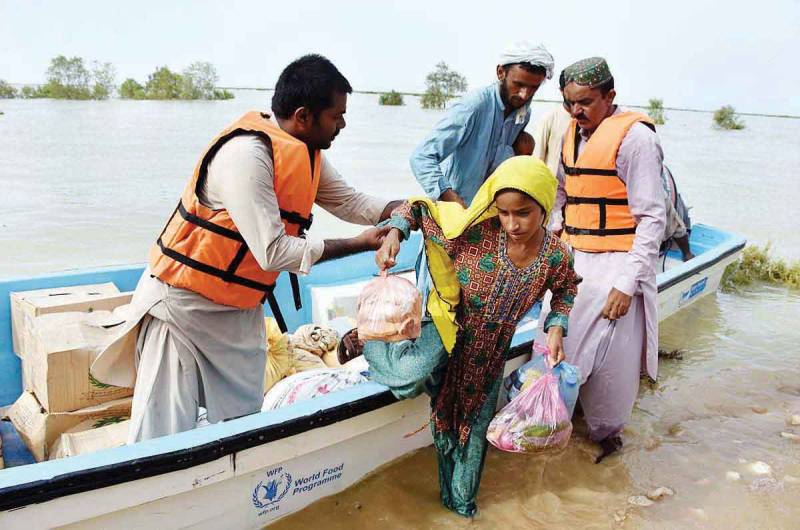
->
xmin=390 ymin=201 xmax=580 ymax=444
xmin=367 ymin=201 xmax=580 ymax=516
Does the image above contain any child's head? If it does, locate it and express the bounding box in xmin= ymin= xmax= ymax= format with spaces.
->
xmin=513 ymin=131 xmax=535 ymax=156
xmin=495 ymin=189 xmax=546 ymax=244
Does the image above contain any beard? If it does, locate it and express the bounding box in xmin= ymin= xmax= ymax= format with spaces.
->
xmin=499 ymin=79 xmax=525 ymax=109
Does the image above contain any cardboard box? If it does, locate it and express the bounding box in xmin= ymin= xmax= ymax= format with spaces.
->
xmin=10 ymin=283 xmax=122 ymax=359
xmin=49 ymin=419 xmax=130 ymax=460
xmin=24 ymin=310 xmax=134 ymax=412
xmin=6 ymin=391 xmax=132 ymax=462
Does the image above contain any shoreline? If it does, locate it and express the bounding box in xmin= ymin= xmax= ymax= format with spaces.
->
xmin=4 ymin=83 xmax=799 ymax=119
xmin=219 ymin=86 xmax=800 ymax=120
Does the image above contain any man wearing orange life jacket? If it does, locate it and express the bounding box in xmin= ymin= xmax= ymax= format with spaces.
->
xmin=92 ymin=55 xmax=400 ymax=443
xmin=536 ymin=57 xmax=666 ymax=462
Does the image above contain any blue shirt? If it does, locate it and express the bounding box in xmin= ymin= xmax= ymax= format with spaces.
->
xmin=409 ymin=83 xmax=531 ymax=204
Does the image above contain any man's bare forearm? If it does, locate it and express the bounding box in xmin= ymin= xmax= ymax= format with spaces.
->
xmin=318 ymin=237 xmax=367 ymax=263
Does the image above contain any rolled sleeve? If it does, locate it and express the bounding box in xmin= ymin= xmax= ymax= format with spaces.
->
xmin=409 ymin=100 xmax=476 ymax=199
xmin=613 ymin=123 xmax=667 ymax=296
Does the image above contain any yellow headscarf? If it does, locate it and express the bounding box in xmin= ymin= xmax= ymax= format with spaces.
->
xmin=411 ymin=156 xmax=557 ymax=352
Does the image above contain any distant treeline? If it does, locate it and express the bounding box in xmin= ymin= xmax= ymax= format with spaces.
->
xmin=0 ymin=56 xmax=233 ymax=101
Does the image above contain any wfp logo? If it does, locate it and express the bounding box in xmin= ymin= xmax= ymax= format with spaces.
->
xmin=252 ymin=467 xmax=292 ymax=509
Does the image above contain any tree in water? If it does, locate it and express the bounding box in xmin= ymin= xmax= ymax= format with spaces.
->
xmin=144 ymin=66 xmax=183 ymax=100
xmin=91 ymin=61 xmax=117 ymax=100
xmin=713 ymin=105 xmax=745 ymax=130
xmin=0 ymin=80 xmax=17 ymax=99
xmin=181 ymin=61 xmax=219 ymax=99
xmin=41 ymin=55 xmax=93 ymax=99
xmin=379 ymin=90 xmax=404 ymax=106
xmin=647 ymin=98 xmax=666 ymax=125
xmin=421 ymin=62 xmax=467 ymax=109
xmin=119 ymin=78 xmax=146 ymax=99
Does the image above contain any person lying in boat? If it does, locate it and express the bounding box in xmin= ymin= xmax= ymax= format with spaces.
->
xmin=539 ymin=57 xmax=666 ymax=463
xmin=661 ymin=165 xmax=694 ymax=261
xmin=90 ymin=54 xmax=400 ymax=443
xmin=364 ymin=156 xmax=581 ymax=518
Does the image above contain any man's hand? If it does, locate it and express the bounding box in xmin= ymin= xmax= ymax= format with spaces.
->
xmin=357 ymin=225 xmax=391 ymax=251
xmin=375 ymin=228 xmax=402 ymax=270
xmin=546 ymin=326 xmax=565 ymax=367
xmin=602 ymin=287 xmax=632 ymax=320
xmin=438 ymin=189 xmax=466 ymax=208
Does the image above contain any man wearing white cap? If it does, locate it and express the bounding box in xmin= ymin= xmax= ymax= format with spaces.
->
xmin=410 ymin=41 xmax=555 ymax=206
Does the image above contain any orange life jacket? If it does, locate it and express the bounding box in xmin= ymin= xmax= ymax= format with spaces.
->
xmin=149 ymin=111 xmax=321 ymax=328
xmin=561 ymin=111 xmax=655 ymax=252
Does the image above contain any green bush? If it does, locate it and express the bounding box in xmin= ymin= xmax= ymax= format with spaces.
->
xmin=211 ymin=88 xmax=234 ymax=100
xmin=647 ymin=98 xmax=666 ymax=125
xmin=722 ymin=243 xmax=800 ymax=290
xmin=379 ymin=90 xmax=404 ymax=106
xmin=119 ymin=78 xmax=146 ymax=99
xmin=19 ymin=85 xmax=38 ymax=98
xmin=0 ymin=80 xmax=17 ymax=99
xmin=123 ymin=63 xmax=234 ymax=100
xmin=144 ymin=66 xmax=183 ymax=100
xmin=713 ymin=105 xmax=745 ymax=130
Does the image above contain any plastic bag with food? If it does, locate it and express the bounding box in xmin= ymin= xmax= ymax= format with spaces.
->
xmin=356 ymin=272 xmax=422 ymax=341
xmin=487 ymin=362 xmax=572 ymax=454
xmin=504 ymin=342 xmax=580 ymax=417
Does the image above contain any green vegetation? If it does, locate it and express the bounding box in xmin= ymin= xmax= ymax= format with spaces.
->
xmin=5 ymin=56 xmax=232 ymax=101
xmin=119 ymin=78 xmax=146 ymax=99
xmin=19 ymin=86 xmax=38 ymax=99
xmin=420 ymin=62 xmax=467 ymax=109
xmin=722 ymin=243 xmax=800 ymax=291
xmin=20 ymin=56 xmax=117 ymax=100
xmin=378 ymin=90 xmax=404 ymax=106
xmin=120 ymin=61 xmax=233 ymax=100
xmin=647 ymin=98 xmax=666 ymax=125
xmin=0 ymin=79 xmax=17 ymax=98
xmin=713 ymin=105 xmax=745 ymax=130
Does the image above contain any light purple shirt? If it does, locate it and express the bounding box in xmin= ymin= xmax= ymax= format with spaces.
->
xmin=552 ymin=107 xmax=666 ymax=296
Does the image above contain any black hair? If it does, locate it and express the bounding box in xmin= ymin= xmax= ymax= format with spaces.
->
xmin=271 ymin=54 xmax=353 ymax=119
xmin=558 ymin=69 xmax=566 ymax=91
xmin=596 ymin=76 xmax=615 ymax=95
xmin=494 ymin=188 xmax=547 ymax=216
xmin=503 ymin=62 xmax=548 ymax=77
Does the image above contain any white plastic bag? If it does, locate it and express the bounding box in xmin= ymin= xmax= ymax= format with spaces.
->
xmin=356 ymin=272 xmax=422 ymax=342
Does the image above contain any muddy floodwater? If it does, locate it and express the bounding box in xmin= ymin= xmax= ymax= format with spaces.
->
xmin=272 ymin=287 xmax=800 ymax=529
xmin=2 ymin=90 xmax=799 ymax=528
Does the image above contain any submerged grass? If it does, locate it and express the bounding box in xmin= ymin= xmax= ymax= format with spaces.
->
xmin=722 ymin=243 xmax=800 ymax=291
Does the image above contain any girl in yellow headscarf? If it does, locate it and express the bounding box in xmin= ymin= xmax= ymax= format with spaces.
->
xmin=363 ymin=156 xmax=581 ymax=517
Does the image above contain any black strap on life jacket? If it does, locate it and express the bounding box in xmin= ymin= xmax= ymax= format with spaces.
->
xmin=565 ymin=196 xmax=630 ymax=230
xmin=158 ymin=200 xmax=297 ymax=332
xmin=564 ymin=118 xmax=655 ymax=177
xmin=563 ymin=225 xmax=637 ymax=236
xmin=280 ymin=209 xmax=313 ymax=312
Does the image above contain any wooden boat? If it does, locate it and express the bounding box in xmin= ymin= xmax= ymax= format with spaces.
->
xmin=0 ymin=224 xmax=745 ymax=529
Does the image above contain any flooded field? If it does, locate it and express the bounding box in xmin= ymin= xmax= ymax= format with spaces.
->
xmin=2 ymin=90 xmax=799 ymax=528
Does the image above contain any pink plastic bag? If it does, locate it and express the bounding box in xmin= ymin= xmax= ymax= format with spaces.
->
xmin=356 ymin=272 xmax=422 ymax=342
xmin=487 ymin=364 xmax=572 ymax=454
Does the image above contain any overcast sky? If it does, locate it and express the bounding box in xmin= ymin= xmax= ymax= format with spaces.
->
xmin=2 ymin=0 xmax=798 ymax=115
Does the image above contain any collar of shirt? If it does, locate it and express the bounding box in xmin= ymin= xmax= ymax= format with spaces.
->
xmin=493 ymin=83 xmax=529 ymax=125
